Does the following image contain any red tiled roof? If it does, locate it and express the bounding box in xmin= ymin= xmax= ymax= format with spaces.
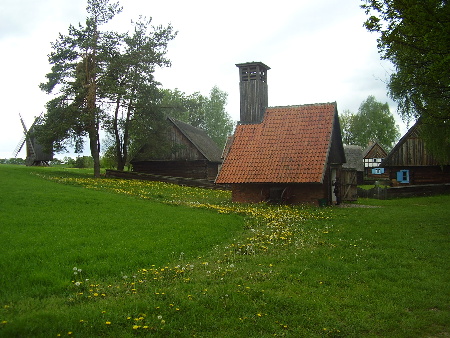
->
xmin=215 ymin=103 xmax=337 ymax=184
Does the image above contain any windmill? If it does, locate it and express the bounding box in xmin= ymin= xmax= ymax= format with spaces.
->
xmin=13 ymin=114 xmax=53 ymax=166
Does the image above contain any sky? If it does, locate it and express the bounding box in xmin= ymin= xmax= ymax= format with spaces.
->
xmin=0 ymin=0 xmax=407 ymax=160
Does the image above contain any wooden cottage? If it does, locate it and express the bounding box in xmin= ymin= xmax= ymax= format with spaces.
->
xmin=131 ymin=117 xmax=222 ymax=181
xmin=363 ymin=141 xmax=389 ymax=180
xmin=380 ymin=121 xmax=450 ymax=185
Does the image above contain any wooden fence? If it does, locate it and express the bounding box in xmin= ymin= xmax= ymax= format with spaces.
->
xmin=105 ymin=169 xmax=228 ymax=190
xmin=357 ymin=183 xmax=450 ymax=200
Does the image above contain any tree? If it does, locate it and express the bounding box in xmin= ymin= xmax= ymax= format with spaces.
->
xmin=203 ymin=86 xmax=235 ymax=149
xmin=340 ymin=95 xmax=400 ymax=150
xmin=39 ymin=0 xmax=122 ymax=177
xmin=160 ymin=86 xmax=234 ymax=149
xmin=339 ymin=110 xmax=357 ymax=146
xmin=361 ymin=0 xmax=450 ymax=162
xmin=102 ymin=17 xmax=176 ymax=170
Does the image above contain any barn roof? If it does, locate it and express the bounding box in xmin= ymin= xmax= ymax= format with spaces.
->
xmin=362 ymin=141 xmax=387 ymax=159
xmin=215 ymin=102 xmax=344 ymax=184
xmin=168 ymin=117 xmax=222 ymax=162
xmin=380 ymin=120 xmax=449 ymax=167
xmin=343 ymin=145 xmax=363 ymax=171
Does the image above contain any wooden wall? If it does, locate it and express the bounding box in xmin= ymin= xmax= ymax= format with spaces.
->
xmin=168 ymin=125 xmax=205 ymax=161
xmin=237 ymin=63 xmax=269 ymax=124
xmin=341 ymin=168 xmax=358 ymax=201
xmin=132 ymin=160 xmax=219 ymax=181
xmin=231 ymin=183 xmax=327 ymax=205
xmin=384 ymin=128 xmax=439 ymax=166
xmin=388 ymin=165 xmax=450 ymax=185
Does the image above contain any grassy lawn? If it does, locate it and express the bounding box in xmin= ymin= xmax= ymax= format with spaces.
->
xmin=0 ymin=165 xmax=448 ymax=337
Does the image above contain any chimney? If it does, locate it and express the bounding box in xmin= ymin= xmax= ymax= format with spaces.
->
xmin=236 ymin=62 xmax=270 ymax=124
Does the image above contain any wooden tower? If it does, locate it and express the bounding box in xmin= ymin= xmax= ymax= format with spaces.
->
xmin=236 ymin=62 xmax=270 ymax=124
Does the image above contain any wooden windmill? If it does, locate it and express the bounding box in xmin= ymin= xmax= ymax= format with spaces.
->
xmin=13 ymin=114 xmax=53 ymax=166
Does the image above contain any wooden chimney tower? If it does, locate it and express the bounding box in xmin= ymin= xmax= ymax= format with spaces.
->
xmin=236 ymin=62 xmax=270 ymax=124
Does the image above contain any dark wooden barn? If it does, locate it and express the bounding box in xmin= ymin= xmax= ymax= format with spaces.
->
xmin=131 ymin=117 xmax=222 ymax=181
xmin=380 ymin=121 xmax=450 ymax=185
xmin=216 ymin=62 xmax=346 ymax=205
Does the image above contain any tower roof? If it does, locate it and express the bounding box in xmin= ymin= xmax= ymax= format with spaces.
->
xmin=235 ymin=61 xmax=271 ymax=70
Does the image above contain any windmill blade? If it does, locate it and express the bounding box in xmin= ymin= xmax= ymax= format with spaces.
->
xmin=13 ymin=136 xmax=26 ymax=157
xmin=19 ymin=113 xmax=28 ymax=134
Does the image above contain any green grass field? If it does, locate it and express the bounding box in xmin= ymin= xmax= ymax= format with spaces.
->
xmin=0 ymin=165 xmax=449 ymax=337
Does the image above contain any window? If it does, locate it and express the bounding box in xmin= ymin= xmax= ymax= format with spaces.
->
xmin=396 ymin=170 xmax=410 ymax=183
xmin=372 ymin=168 xmax=385 ymax=175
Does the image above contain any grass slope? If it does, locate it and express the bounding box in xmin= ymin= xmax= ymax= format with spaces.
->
xmin=0 ymin=165 xmax=449 ymax=337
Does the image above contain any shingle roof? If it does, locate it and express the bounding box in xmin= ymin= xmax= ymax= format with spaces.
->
xmin=343 ymin=145 xmax=363 ymax=171
xmin=168 ymin=117 xmax=222 ymax=162
xmin=215 ymin=103 xmax=338 ymax=184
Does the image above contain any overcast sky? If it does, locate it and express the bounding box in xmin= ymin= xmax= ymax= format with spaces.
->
xmin=0 ymin=0 xmax=406 ymax=159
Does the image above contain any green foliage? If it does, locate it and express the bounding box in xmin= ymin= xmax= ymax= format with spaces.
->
xmin=204 ymin=86 xmax=235 ymax=149
xmin=39 ymin=0 xmax=124 ymax=177
xmin=419 ymin=121 xmax=450 ymax=165
xmin=0 ymin=158 xmax=25 ymax=165
xmin=102 ymin=17 xmax=176 ymax=171
xmin=0 ymin=165 xmax=449 ymax=337
xmin=339 ymin=109 xmax=356 ymax=145
xmin=161 ymin=86 xmax=234 ymax=149
xmin=73 ymin=156 xmax=94 ymax=168
xmin=38 ymin=0 xmax=176 ymax=175
xmin=340 ymin=95 xmax=400 ymax=150
xmin=361 ymin=0 xmax=450 ymax=162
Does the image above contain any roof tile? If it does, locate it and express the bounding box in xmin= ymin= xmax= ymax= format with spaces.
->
xmin=216 ymin=103 xmax=337 ymax=184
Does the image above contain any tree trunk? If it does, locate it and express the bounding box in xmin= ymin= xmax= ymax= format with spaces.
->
xmin=113 ymin=96 xmax=126 ymax=171
xmin=121 ymin=99 xmax=133 ymax=171
xmin=89 ymin=127 xmax=101 ymax=178
xmin=85 ymin=31 xmax=101 ymax=178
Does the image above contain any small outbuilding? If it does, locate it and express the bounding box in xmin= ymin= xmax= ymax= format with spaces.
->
xmin=380 ymin=121 xmax=450 ymax=185
xmin=131 ymin=117 xmax=222 ymax=181
xmin=216 ymin=102 xmax=346 ymax=205
xmin=215 ymin=62 xmax=346 ymax=205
